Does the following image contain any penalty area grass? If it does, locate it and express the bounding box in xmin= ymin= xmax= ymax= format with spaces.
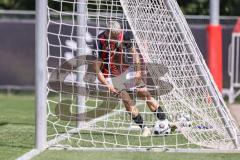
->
xmin=33 ymin=151 xmax=240 ymax=160
xmin=0 ymin=93 xmax=240 ymax=160
xmin=0 ymin=94 xmax=35 ymax=160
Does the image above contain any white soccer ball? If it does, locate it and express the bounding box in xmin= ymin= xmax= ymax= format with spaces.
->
xmin=153 ymin=119 xmax=171 ymax=135
xmin=176 ymin=113 xmax=192 ymax=127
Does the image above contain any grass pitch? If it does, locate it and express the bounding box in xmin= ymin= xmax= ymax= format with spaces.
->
xmin=0 ymin=93 xmax=240 ymax=160
xmin=0 ymin=94 xmax=34 ymax=160
xmin=33 ymin=151 xmax=240 ymax=160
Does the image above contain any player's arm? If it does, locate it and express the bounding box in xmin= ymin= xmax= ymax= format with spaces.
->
xmin=129 ymin=46 xmax=141 ymax=79
xmin=93 ymin=39 xmax=119 ymax=94
xmin=93 ymin=60 xmax=105 ymax=84
xmin=123 ymin=32 xmax=142 ymax=78
xmin=92 ymin=37 xmax=108 ymax=85
xmin=95 ymin=60 xmax=119 ymax=94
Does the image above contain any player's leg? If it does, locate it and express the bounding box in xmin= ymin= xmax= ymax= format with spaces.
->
xmin=119 ymin=90 xmax=151 ymax=136
xmin=120 ymin=90 xmax=143 ymax=127
xmin=136 ymin=87 xmax=166 ymax=121
xmin=136 ymin=88 xmax=172 ymax=135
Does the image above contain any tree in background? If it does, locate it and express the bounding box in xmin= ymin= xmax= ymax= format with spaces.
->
xmin=0 ymin=0 xmax=34 ymax=10
xmin=178 ymin=0 xmax=240 ymax=16
xmin=221 ymin=0 xmax=240 ymax=16
xmin=0 ymin=0 xmax=240 ymax=16
xmin=178 ymin=0 xmax=209 ymax=15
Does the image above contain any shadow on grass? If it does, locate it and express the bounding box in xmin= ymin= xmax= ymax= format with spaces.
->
xmin=0 ymin=122 xmax=8 ymax=126
xmin=0 ymin=142 xmax=33 ymax=149
xmin=0 ymin=122 xmax=34 ymax=126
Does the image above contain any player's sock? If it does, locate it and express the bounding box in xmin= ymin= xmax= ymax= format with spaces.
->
xmin=132 ymin=114 xmax=145 ymax=129
xmin=155 ymin=106 xmax=166 ymax=120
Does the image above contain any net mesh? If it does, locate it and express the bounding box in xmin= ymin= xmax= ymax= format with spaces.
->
xmin=46 ymin=0 xmax=239 ymax=150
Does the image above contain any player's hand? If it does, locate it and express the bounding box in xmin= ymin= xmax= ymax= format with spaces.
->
xmin=107 ymin=84 xmax=119 ymax=95
xmin=135 ymin=71 xmax=141 ymax=79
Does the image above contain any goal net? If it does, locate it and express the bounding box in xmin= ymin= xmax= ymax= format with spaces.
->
xmin=46 ymin=0 xmax=240 ymax=150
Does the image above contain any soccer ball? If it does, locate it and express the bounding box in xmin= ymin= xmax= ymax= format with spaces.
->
xmin=153 ymin=119 xmax=171 ymax=135
xmin=176 ymin=113 xmax=192 ymax=127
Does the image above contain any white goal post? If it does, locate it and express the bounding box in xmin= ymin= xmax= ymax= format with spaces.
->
xmin=35 ymin=0 xmax=240 ymax=153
